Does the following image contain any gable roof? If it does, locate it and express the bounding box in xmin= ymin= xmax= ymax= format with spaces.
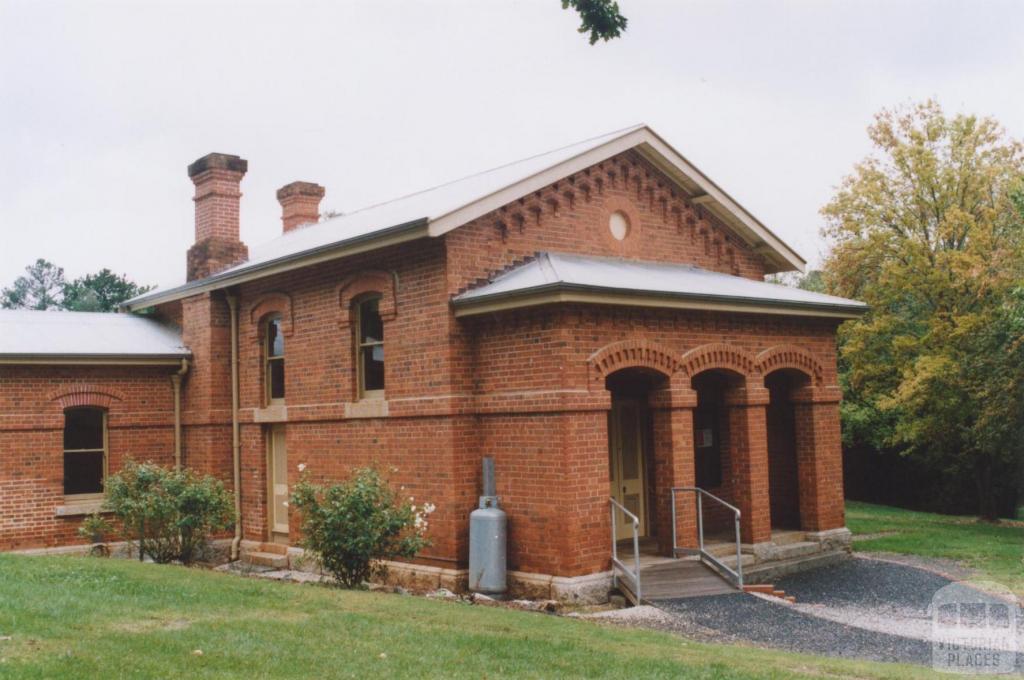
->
xmin=452 ymin=252 xmax=866 ymax=319
xmin=0 ymin=310 xmax=189 ymax=364
xmin=125 ymin=124 xmax=805 ymax=310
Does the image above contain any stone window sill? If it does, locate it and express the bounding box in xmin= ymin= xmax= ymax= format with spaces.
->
xmin=254 ymin=404 xmax=288 ymax=423
xmin=344 ymin=399 xmax=389 ymax=419
xmin=56 ymin=500 xmax=105 ymax=517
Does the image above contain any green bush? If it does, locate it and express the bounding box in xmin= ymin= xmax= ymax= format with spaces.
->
xmin=104 ymin=460 xmax=234 ymax=564
xmin=290 ymin=467 xmax=432 ymax=588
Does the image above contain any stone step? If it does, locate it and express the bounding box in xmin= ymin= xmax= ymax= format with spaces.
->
xmin=258 ymin=542 xmax=289 ymax=556
xmin=744 ymin=550 xmax=849 ymax=584
xmin=769 ymin=531 xmax=807 ymax=546
xmin=245 ymin=551 xmax=289 ymax=569
xmin=703 ymin=542 xmax=740 ymax=558
xmin=716 ymin=552 xmax=756 ymax=569
xmin=768 ymin=541 xmax=821 ymax=561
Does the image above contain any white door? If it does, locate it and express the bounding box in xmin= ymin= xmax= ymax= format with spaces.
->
xmin=268 ymin=425 xmax=289 ymax=537
xmin=609 ymin=400 xmax=646 ymax=538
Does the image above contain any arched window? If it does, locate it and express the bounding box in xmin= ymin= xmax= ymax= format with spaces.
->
xmin=356 ymin=295 xmax=385 ymax=399
xmin=64 ymin=407 xmax=107 ymax=498
xmin=265 ymin=316 xmax=285 ymax=403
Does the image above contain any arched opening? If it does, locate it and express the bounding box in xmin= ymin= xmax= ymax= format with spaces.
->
xmin=765 ymin=369 xmax=811 ymax=530
xmin=605 ymin=368 xmax=667 ymax=541
xmin=690 ymin=370 xmax=743 ymax=536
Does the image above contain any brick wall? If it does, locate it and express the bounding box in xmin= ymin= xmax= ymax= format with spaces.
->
xmin=0 ymin=365 xmax=177 ymax=550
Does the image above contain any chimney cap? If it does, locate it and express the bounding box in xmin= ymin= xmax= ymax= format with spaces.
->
xmin=277 ymin=181 xmax=325 ymax=201
xmin=188 ymin=153 xmax=248 ymax=178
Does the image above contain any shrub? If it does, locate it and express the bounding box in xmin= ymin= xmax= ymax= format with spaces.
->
xmin=104 ymin=460 xmax=234 ymax=564
xmin=290 ymin=467 xmax=432 ymax=588
xmin=77 ymin=512 xmax=112 ymax=544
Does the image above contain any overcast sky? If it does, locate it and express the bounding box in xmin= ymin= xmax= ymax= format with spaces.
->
xmin=2 ymin=0 xmax=1023 ymax=290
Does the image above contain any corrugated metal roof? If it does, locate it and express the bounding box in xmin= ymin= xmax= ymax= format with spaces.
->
xmin=126 ymin=125 xmax=646 ymax=308
xmin=0 ymin=310 xmax=189 ymax=360
xmin=452 ymin=252 xmax=867 ymax=317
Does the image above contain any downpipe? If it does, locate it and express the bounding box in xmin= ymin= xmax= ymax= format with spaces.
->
xmin=227 ymin=294 xmax=242 ymax=561
xmin=171 ymin=358 xmax=190 ymax=471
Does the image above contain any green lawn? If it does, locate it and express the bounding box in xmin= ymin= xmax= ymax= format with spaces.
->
xmin=0 ymin=554 xmax=934 ymax=679
xmin=847 ymin=501 xmax=1024 ymax=594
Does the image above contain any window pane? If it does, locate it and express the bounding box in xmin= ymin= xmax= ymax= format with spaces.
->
xmin=362 ymin=346 xmax=385 ymax=391
xmin=359 ymin=299 xmax=383 ymax=344
xmin=268 ymin=318 xmax=284 ymax=357
xmin=64 ymin=408 xmax=104 ymax=450
xmin=269 ymin=358 xmax=285 ymax=400
xmin=64 ymin=451 xmax=104 ymax=495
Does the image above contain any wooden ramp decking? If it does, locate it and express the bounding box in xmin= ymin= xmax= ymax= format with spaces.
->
xmin=617 ymin=553 xmax=738 ymax=604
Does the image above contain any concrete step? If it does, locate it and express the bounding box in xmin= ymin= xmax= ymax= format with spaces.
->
xmin=703 ymin=541 xmax=739 ymax=558
xmin=245 ymin=551 xmax=289 ymax=569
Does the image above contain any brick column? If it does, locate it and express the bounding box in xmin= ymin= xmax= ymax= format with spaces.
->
xmin=650 ymin=385 xmax=697 ymax=556
xmin=725 ymin=385 xmax=771 ymax=544
xmin=792 ymin=386 xmax=845 ymax=532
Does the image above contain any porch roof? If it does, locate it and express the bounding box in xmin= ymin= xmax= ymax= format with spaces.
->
xmin=451 ymin=253 xmax=868 ymax=319
xmin=0 ymin=310 xmax=189 ymax=365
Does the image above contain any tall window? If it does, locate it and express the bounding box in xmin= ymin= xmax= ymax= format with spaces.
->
xmin=64 ymin=407 xmax=106 ymax=498
xmin=356 ymin=296 xmax=385 ymax=398
xmin=265 ymin=316 xmax=285 ymax=403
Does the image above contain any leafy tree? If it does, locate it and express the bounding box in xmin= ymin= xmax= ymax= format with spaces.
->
xmin=0 ymin=259 xmax=65 ymax=310
xmin=63 ymin=269 xmax=152 ymax=312
xmin=821 ymin=100 xmax=1024 ymax=519
xmin=562 ymin=0 xmax=627 ymax=44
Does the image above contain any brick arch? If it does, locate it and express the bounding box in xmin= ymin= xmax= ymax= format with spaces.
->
xmin=587 ymin=339 xmax=682 ymax=388
xmin=47 ymin=383 xmax=125 ymax=410
xmin=679 ymin=343 xmax=759 ymax=381
xmin=249 ymin=291 xmax=294 ymax=340
xmin=337 ymin=269 xmax=398 ymax=327
xmin=756 ymin=345 xmax=825 ymax=386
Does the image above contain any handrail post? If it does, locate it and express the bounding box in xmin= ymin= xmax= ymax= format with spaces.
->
xmin=697 ymin=492 xmax=704 ymax=553
xmin=633 ymin=519 xmax=641 ymax=602
xmin=734 ymin=511 xmax=743 ymax=587
xmin=671 ymin=488 xmax=677 ymax=557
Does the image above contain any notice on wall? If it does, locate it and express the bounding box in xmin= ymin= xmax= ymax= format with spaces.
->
xmin=696 ymin=428 xmax=714 ymax=448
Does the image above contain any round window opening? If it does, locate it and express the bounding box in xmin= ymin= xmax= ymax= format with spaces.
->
xmin=609 ymin=211 xmax=630 ymax=241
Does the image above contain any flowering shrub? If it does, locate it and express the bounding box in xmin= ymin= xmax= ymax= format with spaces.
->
xmin=290 ymin=466 xmax=432 ymax=588
xmin=104 ymin=460 xmax=234 ymax=564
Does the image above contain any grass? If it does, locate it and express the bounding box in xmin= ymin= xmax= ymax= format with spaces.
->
xmin=847 ymin=501 xmax=1024 ymax=594
xmin=0 ymin=554 xmax=936 ymax=679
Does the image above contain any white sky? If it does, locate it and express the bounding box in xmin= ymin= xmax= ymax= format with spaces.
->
xmin=2 ymin=0 xmax=1022 ymax=290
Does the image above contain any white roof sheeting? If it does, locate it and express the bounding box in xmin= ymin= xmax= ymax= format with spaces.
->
xmin=0 ymin=310 xmax=189 ymax=360
xmin=452 ymin=252 xmax=867 ymax=318
xmin=126 ymin=124 xmax=807 ymax=310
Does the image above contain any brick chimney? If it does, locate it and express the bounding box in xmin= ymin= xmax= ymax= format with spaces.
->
xmin=186 ymin=153 xmax=249 ymax=282
xmin=277 ymin=181 xmax=325 ymax=233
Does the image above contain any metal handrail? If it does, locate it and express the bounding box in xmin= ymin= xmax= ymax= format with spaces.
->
xmin=670 ymin=486 xmax=744 ymax=588
xmin=609 ymin=497 xmax=642 ymax=602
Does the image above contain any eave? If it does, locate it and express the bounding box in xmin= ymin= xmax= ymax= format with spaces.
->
xmin=451 ymin=283 xmax=867 ymax=320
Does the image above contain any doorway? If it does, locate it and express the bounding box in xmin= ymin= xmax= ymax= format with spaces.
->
xmin=766 ymin=371 xmax=803 ymax=530
xmin=606 ymin=368 xmax=663 ymax=540
xmin=267 ymin=425 xmax=289 ymax=542
xmin=609 ymin=398 xmax=647 ymax=538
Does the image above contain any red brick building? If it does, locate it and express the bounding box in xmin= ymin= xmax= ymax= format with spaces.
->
xmin=1 ymin=125 xmax=864 ymax=600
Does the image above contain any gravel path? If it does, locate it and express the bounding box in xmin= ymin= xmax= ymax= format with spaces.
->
xmin=626 ymin=557 xmax=1023 ymax=670
xmin=657 ymin=591 xmax=932 ymax=665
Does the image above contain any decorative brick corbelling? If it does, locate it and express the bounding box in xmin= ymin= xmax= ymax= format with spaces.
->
xmin=248 ymin=292 xmax=294 ymax=340
xmin=337 ymin=270 xmax=398 ymax=326
xmin=756 ymin=344 xmax=825 ymax=387
xmin=587 ymin=339 xmax=681 ymax=389
xmin=679 ymin=343 xmax=759 ymax=381
xmin=47 ymin=383 xmax=126 ymax=410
